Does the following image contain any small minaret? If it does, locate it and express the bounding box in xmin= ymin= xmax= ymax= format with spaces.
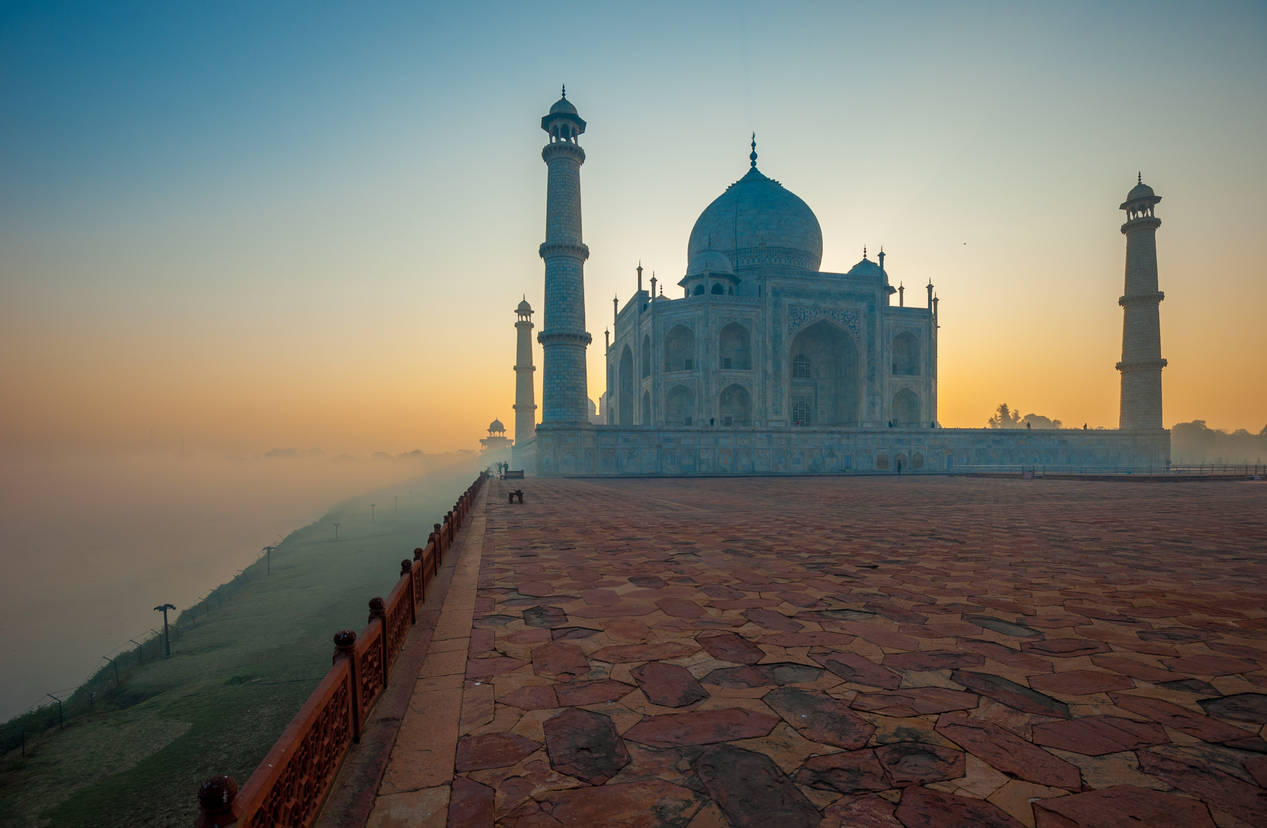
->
xmin=1117 ymin=174 xmax=1167 ymax=430
xmin=513 ymin=298 xmax=536 ymax=445
xmin=538 ymin=87 xmax=592 ymax=424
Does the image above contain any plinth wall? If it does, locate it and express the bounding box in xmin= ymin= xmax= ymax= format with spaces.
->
xmin=527 ymin=425 xmax=1170 ymax=476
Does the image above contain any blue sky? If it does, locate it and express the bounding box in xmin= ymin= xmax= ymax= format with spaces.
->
xmin=2 ymin=1 xmax=1265 ymax=451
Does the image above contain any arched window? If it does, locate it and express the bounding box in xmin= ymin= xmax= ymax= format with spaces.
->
xmin=618 ymin=346 xmax=634 ymax=425
xmin=718 ymin=323 xmax=751 ymax=371
xmin=893 ymin=332 xmax=920 ymax=376
xmin=665 ymin=385 xmax=695 ymax=426
xmin=792 ymin=354 xmax=812 ymax=379
xmin=792 ymin=399 xmax=812 ymax=425
xmin=711 ymin=283 xmax=724 ymax=295
xmin=693 ymin=284 xmax=705 ymax=296
xmin=640 ymin=335 xmax=650 ymax=378
xmin=892 ymin=388 xmax=920 ymax=426
xmin=641 ymin=391 xmax=651 ymax=425
xmin=719 ymin=384 xmax=752 ymax=426
xmin=664 ymin=325 xmax=696 ymax=372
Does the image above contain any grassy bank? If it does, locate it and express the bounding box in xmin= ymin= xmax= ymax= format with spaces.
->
xmin=0 ymin=463 xmax=479 ymax=827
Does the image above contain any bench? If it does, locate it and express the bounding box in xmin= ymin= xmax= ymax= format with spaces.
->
xmin=504 ymin=470 xmax=525 ymax=479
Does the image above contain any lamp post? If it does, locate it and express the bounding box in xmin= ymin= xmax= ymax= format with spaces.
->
xmin=263 ymin=545 xmax=276 ymax=575
xmin=47 ymin=693 xmax=64 ymax=728
xmin=102 ymin=655 xmax=119 ymax=686
xmin=333 ymin=522 xmax=341 ymax=541
xmin=130 ymin=639 xmax=144 ymax=663
xmin=154 ymin=603 xmax=176 ymax=658
xmin=370 ymin=503 xmax=376 ymax=522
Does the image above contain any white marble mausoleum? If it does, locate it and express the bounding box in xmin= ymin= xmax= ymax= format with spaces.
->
xmin=513 ymin=91 xmax=1170 ymax=476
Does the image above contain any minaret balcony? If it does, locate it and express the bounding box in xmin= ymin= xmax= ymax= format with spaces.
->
xmin=1118 ymin=291 xmax=1165 ymax=307
xmin=539 ymin=241 xmax=590 ymax=261
xmin=542 ymin=142 xmax=586 ymax=164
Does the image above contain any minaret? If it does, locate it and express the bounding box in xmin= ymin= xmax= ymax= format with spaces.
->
xmin=513 ymin=298 xmax=536 ymax=445
xmin=1116 ymin=174 xmax=1167 ymax=430
xmin=537 ymin=87 xmax=592 ymax=424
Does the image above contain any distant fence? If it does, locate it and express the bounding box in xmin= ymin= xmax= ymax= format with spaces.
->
xmin=194 ymin=472 xmax=487 ymax=828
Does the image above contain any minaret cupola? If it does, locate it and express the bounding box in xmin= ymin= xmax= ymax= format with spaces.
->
xmin=541 ymin=86 xmax=586 ymax=144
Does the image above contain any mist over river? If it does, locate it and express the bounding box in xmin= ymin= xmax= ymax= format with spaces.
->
xmin=0 ymin=448 xmax=481 ymax=721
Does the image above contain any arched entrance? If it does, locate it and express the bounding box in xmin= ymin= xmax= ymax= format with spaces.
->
xmin=788 ymin=320 xmax=860 ymax=426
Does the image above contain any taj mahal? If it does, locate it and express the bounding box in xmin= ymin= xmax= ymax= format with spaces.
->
xmin=508 ymin=91 xmax=1169 ymax=476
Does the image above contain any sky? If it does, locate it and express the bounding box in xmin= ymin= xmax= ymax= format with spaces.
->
xmin=2 ymin=0 xmax=1265 ymax=457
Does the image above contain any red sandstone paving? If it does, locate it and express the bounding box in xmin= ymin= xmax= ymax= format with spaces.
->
xmin=438 ymin=477 xmax=1267 ymax=825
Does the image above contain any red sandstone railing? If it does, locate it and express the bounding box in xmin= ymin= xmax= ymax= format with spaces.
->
xmin=195 ymin=472 xmax=487 ymax=828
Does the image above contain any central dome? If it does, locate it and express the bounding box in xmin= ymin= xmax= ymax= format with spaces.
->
xmin=688 ymin=166 xmax=823 ymax=272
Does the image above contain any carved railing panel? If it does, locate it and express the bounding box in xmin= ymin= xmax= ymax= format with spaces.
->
xmin=355 ymin=622 xmax=385 ymax=712
xmin=238 ymin=662 xmax=354 ymax=827
xmin=383 ymin=581 xmax=412 ymax=674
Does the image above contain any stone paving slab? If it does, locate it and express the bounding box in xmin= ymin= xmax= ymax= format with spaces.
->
xmin=379 ymin=476 xmax=1267 ymax=826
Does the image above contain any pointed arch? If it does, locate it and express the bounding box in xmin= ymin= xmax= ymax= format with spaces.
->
xmin=618 ymin=345 xmax=634 ymax=425
xmin=718 ymin=322 xmax=751 ymax=370
xmin=892 ymin=388 xmax=920 ymax=426
xmin=893 ymin=331 xmax=920 ymax=376
xmin=665 ymin=385 xmax=695 ymax=426
xmin=788 ymin=320 xmax=860 ymax=426
xmin=719 ymin=384 xmax=752 ymax=426
xmin=664 ymin=325 xmax=696 ymax=372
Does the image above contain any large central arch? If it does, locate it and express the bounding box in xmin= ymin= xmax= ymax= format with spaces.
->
xmin=788 ymin=320 xmax=860 ymax=426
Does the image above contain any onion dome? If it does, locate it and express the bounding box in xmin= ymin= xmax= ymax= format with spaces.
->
xmin=488 ymin=419 xmax=505 ymax=434
xmin=515 ymin=297 xmax=533 ymax=315
xmin=687 ymin=138 xmax=823 ymax=272
xmin=846 ymin=249 xmax=884 ymax=279
xmin=549 ymin=96 xmax=577 ymax=116
xmin=1120 ymin=173 xmax=1161 ymax=211
xmin=1126 ymin=180 xmax=1155 ymax=201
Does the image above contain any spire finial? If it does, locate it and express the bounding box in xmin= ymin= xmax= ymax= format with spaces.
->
xmin=561 ymin=84 xmax=566 ymax=99
xmin=1137 ymin=171 xmax=1141 ymax=184
xmin=863 ymin=246 xmax=867 ymax=259
xmin=749 ymin=132 xmax=758 ymax=168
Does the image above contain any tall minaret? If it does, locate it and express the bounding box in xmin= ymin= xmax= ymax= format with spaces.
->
xmin=513 ymin=298 xmax=536 ymax=444
xmin=1116 ymin=174 xmax=1167 ymax=430
xmin=537 ymin=87 xmax=592 ymax=424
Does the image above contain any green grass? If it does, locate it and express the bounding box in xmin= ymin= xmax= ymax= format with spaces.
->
xmin=0 ymin=464 xmax=479 ymax=827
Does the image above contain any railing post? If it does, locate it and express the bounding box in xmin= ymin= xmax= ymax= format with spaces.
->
xmin=413 ymin=547 xmax=426 ymax=603
xmin=195 ymin=775 xmax=240 ymax=828
xmin=333 ymin=629 xmax=360 ymax=743
xmin=368 ymin=597 xmax=388 ymax=688
xmin=401 ymin=560 xmax=416 ymax=624
xmin=433 ymin=522 xmax=444 ymax=562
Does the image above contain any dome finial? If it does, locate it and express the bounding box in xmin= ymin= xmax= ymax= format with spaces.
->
xmin=749 ymin=132 xmax=758 ymax=168
xmin=561 ymin=84 xmax=566 ymax=99
xmin=863 ymin=245 xmax=868 ymax=259
xmin=1137 ymin=171 xmax=1142 ymax=184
